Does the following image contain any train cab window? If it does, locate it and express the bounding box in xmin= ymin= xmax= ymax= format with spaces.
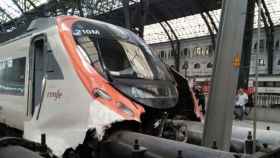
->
xmin=75 ymin=36 xmax=104 ymax=75
xmin=72 ymin=20 xmax=178 ymax=108
xmin=99 ymin=39 xmax=132 ymax=72
xmin=0 ymin=57 xmax=26 ymax=96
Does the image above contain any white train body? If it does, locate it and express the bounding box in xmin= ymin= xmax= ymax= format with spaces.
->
xmin=0 ymin=16 xmax=178 ymax=155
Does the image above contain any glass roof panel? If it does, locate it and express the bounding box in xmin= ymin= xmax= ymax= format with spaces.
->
xmin=144 ymin=0 xmax=280 ymax=44
xmin=0 ymin=0 xmax=22 ymax=19
xmin=0 ymin=0 xmax=48 ymax=20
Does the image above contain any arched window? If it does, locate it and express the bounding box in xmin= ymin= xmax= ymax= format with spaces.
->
xmin=254 ymin=42 xmax=258 ymax=50
xmin=169 ymin=51 xmax=172 ymax=58
xmin=180 ymin=50 xmax=184 ymax=57
xmin=259 ymin=39 xmax=265 ymax=51
xmin=201 ymin=48 xmax=206 ymax=56
xmin=207 ymin=62 xmax=213 ymax=68
xmin=197 ymin=47 xmax=202 ymax=56
xmin=160 ymin=51 xmax=165 ymax=58
xmin=276 ymin=40 xmax=279 ymax=50
xmin=184 ymin=48 xmax=189 ymax=56
xmin=277 ymin=59 xmax=280 ymax=66
xmin=205 ymin=47 xmax=209 ymax=56
xmin=171 ymin=50 xmax=175 ymax=57
xmin=258 ymin=59 xmax=265 ymax=66
xmin=194 ymin=63 xmax=201 ymax=69
xmin=208 ymin=45 xmax=214 ymax=57
xmin=193 ymin=47 xmax=198 ymax=56
xmin=182 ymin=61 xmax=188 ymax=70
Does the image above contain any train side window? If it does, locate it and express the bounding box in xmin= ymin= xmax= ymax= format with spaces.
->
xmin=0 ymin=57 xmax=26 ymax=96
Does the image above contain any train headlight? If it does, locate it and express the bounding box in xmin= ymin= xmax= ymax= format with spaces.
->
xmin=116 ymin=102 xmax=134 ymax=118
xmin=93 ymin=88 xmax=112 ymax=100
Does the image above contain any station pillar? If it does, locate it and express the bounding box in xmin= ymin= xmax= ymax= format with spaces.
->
xmin=202 ymin=0 xmax=249 ymax=151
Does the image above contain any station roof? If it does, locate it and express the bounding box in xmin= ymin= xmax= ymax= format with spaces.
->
xmin=92 ymin=0 xmax=221 ymax=26
xmin=0 ymin=0 xmax=280 ymax=44
xmin=144 ymin=0 xmax=280 ymax=44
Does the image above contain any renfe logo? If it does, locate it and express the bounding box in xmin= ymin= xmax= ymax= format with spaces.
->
xmin=47 ymin=89 xmax=63 ymax=101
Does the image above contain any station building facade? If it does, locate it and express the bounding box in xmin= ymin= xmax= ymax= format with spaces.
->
xmin=150 ymin=26 xmax=280 ymax=81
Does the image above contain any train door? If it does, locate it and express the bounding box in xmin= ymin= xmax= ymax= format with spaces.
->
xmin=28 ymin=36 xmax=47 ymax=119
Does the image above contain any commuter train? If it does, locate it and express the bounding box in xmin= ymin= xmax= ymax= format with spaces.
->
xmin=0 ymin=16 xmax=198 ymax=155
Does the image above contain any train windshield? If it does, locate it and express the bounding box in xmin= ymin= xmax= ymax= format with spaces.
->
xmin=72 ymin=20 xmax=178 ymax=109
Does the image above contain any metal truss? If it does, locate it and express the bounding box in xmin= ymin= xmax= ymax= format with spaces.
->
xmin=11 ymin=0 xmax=37 ymax=13
xmin=1 ymin=0 xmax=279 ymax=41
xmin=0 ymin=0 xmax=140 ymax=32
xmin=0 ymin=7 xmax=12 ymax=24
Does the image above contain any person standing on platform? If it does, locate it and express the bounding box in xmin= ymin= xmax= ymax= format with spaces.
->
xmin=198 ymin=88 xmax=206 ymax=115
xmin=234 ymin=88 xmax=248 ymax=120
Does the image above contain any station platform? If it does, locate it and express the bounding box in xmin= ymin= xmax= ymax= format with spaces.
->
xmin=233 ymin=119 xmax=280 ymax=131
xmin=186 ymin=119 xmax=280 ymax=147
xmin=187 ymin=119 xmax=280 ymax=132
xmin=246 ymin=107 xmax=280 ymax=123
